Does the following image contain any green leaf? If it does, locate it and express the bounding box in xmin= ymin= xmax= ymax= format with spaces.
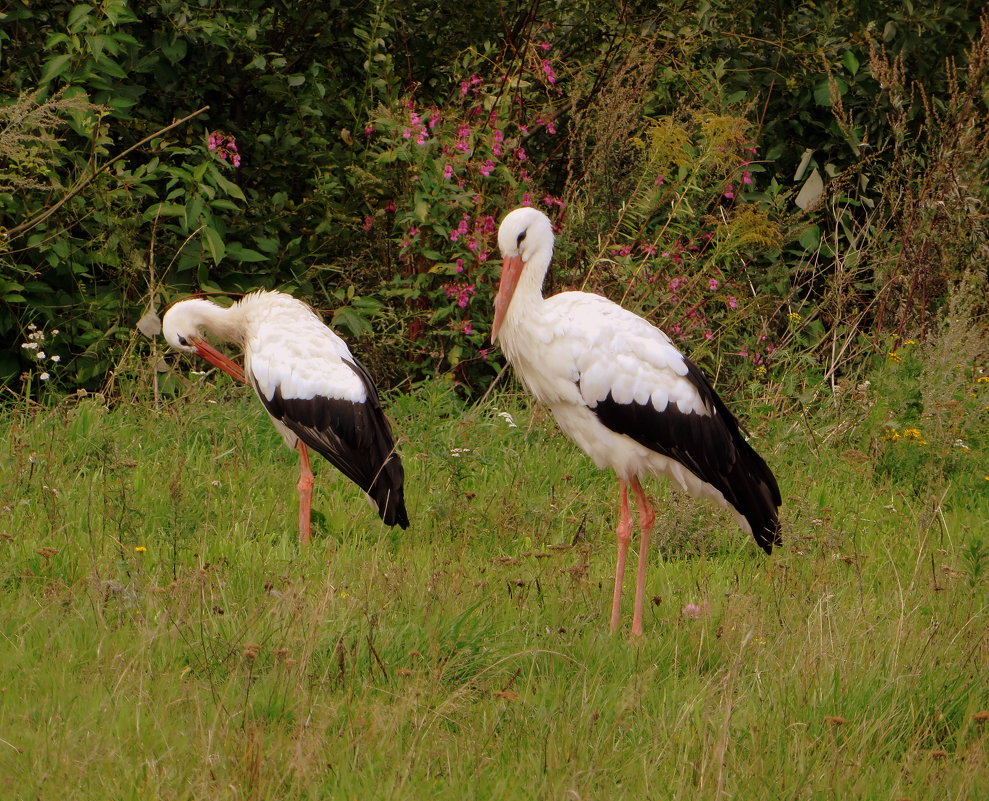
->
xmin=798 ymin=225 xmax=821 ymax=250
xmin=210 ymin=199 xmax=240 ymax=212
xmin=40 ymin=54 xmax=74 ymax=84
xmin=161 ymin=37 xmax=187 ymax=63
xmin=331 ymin=306 xmax=372 ymax=337
xmin=209 ymin=166 xmax=246 ymax=201
xmin=143 ymin=202 xmax=186 ymax=220
xmin=813 ymin=77 xmax=848 ymax=106
xmin=842 ymin=50 xmax=860 ymax=76
xmin=253 ymin=237 xmax=280 ymax=253
xmin=67 ymin=4 xmax=94 ymax=32
xmin=225 ymin=242 xmax=267 ymax=263
xmin=185 ymin=195 xmax=205 ymax=228
xmin=203 ymin=227 xmax=226 ymax=265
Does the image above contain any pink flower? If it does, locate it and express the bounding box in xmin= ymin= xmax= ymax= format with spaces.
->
xmin=727 ymin=295 xmax=738 ymax=309
xmin=742 ymin=171 xmax=752 ymax=186
xmin=385 ymin=200 xmax=396 ymax=212
xmin=653 ymin=174 xmax=665 ymax=186
xmin=362 ymin=216 xmax=373 ymax=231
xmin=723 ymin=185 xmax=735 ymax=199
xmin=703 ymin=329 xmax=714 ymax=340
xmin=541 ymin=59 xmax=557 ymax=84
xmin=640 ymin=243 xmax=657 ymax=256
xmin=516 ymin=148 xmax=527 ymax=161
xmin=539 ymin=41 xmax=552 ymax=51
xmin=455 ymin=258 xmax=465 ymax=273
xmin=461 ymin=320 xmax=473 ymax=335
xmin=682 ymin=603 xmax=708 ymax=619
xmin=708 ymin=278 xmax=719 ymax=290
xmin=402 ymin=127 xmax=412 ymax=139
xmin=479 ymin=159 xmax=495 ymax=177
xmin=364 ymin=124 xmax=375 ymax=137
xmin=479 ymin=348 xmax=489 ymax=360
xmin=443 ymin=164 xmax=453 ymax=179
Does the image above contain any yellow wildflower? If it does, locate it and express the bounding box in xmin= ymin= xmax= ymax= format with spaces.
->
xmin=899 ymin=428 xmax=927 ymax=444
xmin=887 ymin=351 xmax=902 ymax=362
xmin=787 ymin=312 xmax=801 ymax=322
xmin=135 ymin=545 xmax=147 ymax=553
xmin=903 ymin=339 xmax=916 ymax=345
xmin=976 ymin=376 xmax=989 ymax=384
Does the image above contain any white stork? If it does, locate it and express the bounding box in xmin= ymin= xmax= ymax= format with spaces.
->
xmin=162 ymin=290 xmax=409 ymax=542
xmin=492 ymin=207 xmax=781 ymax=636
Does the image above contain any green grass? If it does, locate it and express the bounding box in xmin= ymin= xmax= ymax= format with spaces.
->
xmin=1 ymin=377 xmax=987 ymax=800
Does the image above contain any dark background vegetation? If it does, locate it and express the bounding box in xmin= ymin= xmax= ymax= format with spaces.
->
xmin=1 ymin=0 xmax=987 ymax=399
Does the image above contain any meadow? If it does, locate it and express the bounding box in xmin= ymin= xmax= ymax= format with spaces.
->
xmin=1 ymin=360 xmax=986 ymax=800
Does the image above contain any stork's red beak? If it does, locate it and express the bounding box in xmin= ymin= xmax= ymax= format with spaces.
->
xmin=192 ymin=339 xmax=247 ymax=384
xmin=491 ymin=255 xmax=524 ymax=343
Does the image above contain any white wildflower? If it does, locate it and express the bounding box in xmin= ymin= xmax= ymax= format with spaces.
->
xmin=39 ymin=372 xmax=50 ymax=380
xmin=50 ymin=355 xmax=60 ymax=363
xmin=36 ymin=351 xmax=46 ymax=360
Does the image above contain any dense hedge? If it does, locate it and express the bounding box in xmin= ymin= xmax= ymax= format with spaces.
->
xmin=1 ymin=1 xmax=986 ymax=399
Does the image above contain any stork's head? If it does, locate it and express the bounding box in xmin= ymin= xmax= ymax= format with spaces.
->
xmin=161 ymin=298 xmax=247 ymax=383
xmin=492 ymin=207 xmax=555 ymax=342
xmin=161 ymin=298 xmax=218 ymax=353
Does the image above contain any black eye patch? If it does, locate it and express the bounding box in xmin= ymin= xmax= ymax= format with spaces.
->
xmin=516 ymin=231 xmax=526 ymax=247
xmin=178 ymin=335 xmax=189 ymax=346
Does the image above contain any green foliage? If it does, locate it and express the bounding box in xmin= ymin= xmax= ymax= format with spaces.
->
xmin=0 ymin=0 xmax=987 ymax=399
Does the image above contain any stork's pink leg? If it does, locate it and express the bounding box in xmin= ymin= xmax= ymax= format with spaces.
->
xmin=629 ymin=477 xmax=656 ymax=638
xmin=296 ymin=441 xmax=314 ymax=544
xmin=610 ymin=479 xmax=633 ymax=633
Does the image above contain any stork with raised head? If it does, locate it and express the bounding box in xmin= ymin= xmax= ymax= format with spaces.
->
xmin=492 ymin=207 xmax=781 ymax=636
xmin=162 ymin=290 xmax=409 ymax=542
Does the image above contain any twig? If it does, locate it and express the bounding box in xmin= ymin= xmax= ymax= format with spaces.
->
xmin=2 ymin=105 xmax=210 ymax=244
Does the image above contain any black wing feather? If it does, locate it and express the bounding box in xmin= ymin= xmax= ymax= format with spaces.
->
xmin=254 ymin=359 xmax=409 ymax=529
xmin=588 ymin=359 xmax=781 ymax=552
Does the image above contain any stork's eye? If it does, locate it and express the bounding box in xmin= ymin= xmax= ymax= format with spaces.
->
xmin=178 ymin=335 xmax=190 ymax=347
xmin=516 ymin=231 xmax=526 ymax=247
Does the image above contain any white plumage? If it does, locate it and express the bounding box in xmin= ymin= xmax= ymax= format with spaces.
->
xmin=492 ymin=207 xmax=780 ymax=636
xmin=162 ymin=290 xmax=409 ymax=541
